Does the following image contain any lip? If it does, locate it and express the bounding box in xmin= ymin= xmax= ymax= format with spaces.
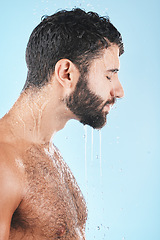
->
xmin=103 ymin=103 xmax=114 ymax=112
xmin=103 ymin=104 xmax=111 ymax=112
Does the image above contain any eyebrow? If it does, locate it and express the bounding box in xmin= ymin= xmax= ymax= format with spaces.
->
xmin=107 ymin=68 xmax=119 ymax=73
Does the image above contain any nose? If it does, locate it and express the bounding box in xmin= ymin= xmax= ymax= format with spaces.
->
xmin=110 ymin=78 xmax=124 ymax=99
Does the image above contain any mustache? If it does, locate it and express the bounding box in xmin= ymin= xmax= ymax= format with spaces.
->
xmin=104 ymin=97 xmax=116 ymax=107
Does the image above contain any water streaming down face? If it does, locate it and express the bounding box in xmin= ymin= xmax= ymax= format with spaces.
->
xmin=84 ymin=125 xmax=88 ymax=183
xmin=99 ymin=130 xmax=102 ymax=178
xmin=82 ymin=125 xmax=106 ymax=238
xmin=91 ymin=128 xmax=94 ymax=163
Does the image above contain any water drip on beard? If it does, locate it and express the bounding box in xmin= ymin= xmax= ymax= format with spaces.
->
xmin=84 ymin=125 xmax=88 ymax=201
xmin=98 ymin=129 xmax=106 ymax=237
xmin=91 ymin=128 xmax=94 ymax=164
xmin=99 ymin=129 xmax=102 ymax=180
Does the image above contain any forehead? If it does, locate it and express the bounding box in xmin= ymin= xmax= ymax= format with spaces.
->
xmin=103 ymin=45 xmax=120 ymax=69
xmin=89 ymin=44 xmax=120 ymax=71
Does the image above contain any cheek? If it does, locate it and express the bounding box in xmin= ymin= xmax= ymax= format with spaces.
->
xmin=88 ymin=63 xmax=111 ymax=99
xmin=89 ymin=77 xmax=111 ymax=100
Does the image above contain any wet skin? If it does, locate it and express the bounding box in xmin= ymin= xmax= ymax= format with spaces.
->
xmin=0 ymin=133 xmax=87 ymax=240
xmin=0 ymin=45 xmax=123 ymax=239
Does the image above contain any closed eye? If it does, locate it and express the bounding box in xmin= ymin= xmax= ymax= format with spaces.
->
xmin=106 ymin=76 xmax=111 ymax=80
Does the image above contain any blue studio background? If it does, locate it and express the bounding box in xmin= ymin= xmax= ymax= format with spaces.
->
xmin=0 ymin=0 xmax=160 ymax=239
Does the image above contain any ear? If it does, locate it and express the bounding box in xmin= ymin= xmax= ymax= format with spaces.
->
xmin=54 ymin=59 xmax=79 ymax=90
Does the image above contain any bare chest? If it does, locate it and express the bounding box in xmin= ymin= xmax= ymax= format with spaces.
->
xmin=10 ymin=145 xmax=87 ymax=239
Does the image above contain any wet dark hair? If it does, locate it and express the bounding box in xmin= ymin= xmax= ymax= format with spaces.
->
xmin=23 ymin=8 xmax=124 ymax=90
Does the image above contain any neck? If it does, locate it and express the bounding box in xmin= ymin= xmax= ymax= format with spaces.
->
xmin=1 ymin=86 xmax=72 ymax=145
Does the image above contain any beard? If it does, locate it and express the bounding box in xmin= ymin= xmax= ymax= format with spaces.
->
xmin=65 ymin=72 xmax=114 ymax=129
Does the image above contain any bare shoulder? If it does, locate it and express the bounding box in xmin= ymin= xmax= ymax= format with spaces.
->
xmin=0 ymin=142 xmax=24 ymax=211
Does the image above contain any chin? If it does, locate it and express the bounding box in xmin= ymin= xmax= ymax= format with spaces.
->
xmin=94 ymin=121 xmax=107 ymax=130
xmin=80 ymin=111 xmax=108 ymax=129
xmin=90 ymin=117 xmax=108 ymax=130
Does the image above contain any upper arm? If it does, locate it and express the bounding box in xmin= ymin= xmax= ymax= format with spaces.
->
xmin=0 ymin=153 xmax=22 ymax=239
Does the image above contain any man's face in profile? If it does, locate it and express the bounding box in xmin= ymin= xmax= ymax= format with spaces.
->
xmin=66 ymin=45 xmax=124 ymax=129
xmin=66 ymin=71 xmax=111 ymax=129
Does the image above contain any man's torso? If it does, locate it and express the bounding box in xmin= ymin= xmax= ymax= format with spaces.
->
xmin=6 ymin=142 xmax=87 ymax=239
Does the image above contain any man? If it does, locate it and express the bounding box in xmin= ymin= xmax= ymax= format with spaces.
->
xmin=0 ymin=8 xmax=124 ymax=239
